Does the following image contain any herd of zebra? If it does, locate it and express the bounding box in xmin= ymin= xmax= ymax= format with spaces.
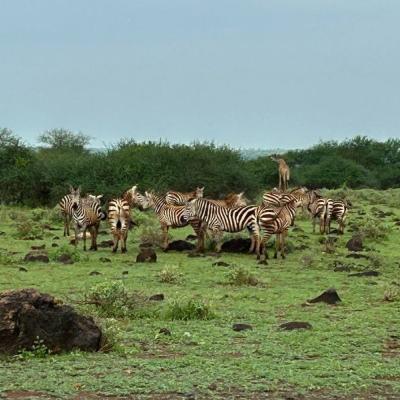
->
xmin=59 ymin=185 xmax=349 ymax=261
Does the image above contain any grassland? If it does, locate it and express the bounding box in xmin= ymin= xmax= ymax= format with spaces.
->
xmin=0 ymin=189 xmax=399 ymax=399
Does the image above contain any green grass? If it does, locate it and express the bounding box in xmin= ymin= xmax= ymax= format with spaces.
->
xmin=0 ymin=189 xmax=399 ymax=399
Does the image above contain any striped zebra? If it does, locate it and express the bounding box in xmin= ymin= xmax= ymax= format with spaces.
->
xmin=59 ymin=186 xmax=81 ymax=237
xmin=183 ymin=198 xmax=259 ymax=253
xmin=72 ymin=198 xmax=107 ymax=251
xmin=256 ymin=196 xmax=300 ymax=261
xmin=307 ymin=192 xmax=333 ymax=234
xmin=122 ymin=185 xmax=145 ymax=209
xmin=143 ymin=191 xmax=204 ymax=250
xmin=108 ymin=198 xmax=131 ymax=253
xmin=262 ymin=187 xmax=308 ymax=208
xmin=330 ymin=200 xmax=349 ymax=234
xmin=165 ymin=187 xmax=204 ymax=206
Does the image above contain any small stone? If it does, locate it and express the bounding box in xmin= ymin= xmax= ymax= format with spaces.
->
xmin=279 ymin=321 xmax=312 ymax=330
xmin=159 ymin=328 xmax=171 ymax=336
xmin=18 ymin=267 xmax=28 ymax=272
xmin=149 ymin=293 xmax=164 ymax=301
xmin=89 ymin=271 xmax=101 ymax=276
xmin=51 ymin=243 xmax=59 ymax=248
xmin=232 ymin=323 xmax=253 ymax=332
xmin=99 ymin=257 xmax=111 ymax=263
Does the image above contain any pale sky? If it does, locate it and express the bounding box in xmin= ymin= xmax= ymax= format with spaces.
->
xmin=1 ymin=0 xmax=399 ymax=149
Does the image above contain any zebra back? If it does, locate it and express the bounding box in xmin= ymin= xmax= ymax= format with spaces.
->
xmin=108 ymin=198 xmax=131 ymax=233
xmin=165 ymin=187 xmax=204 ymax=205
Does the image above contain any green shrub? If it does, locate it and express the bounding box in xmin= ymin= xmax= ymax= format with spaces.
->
xmin=98 ymin=318 xmax=127 ymax=353
xmin=227 ymin=266 xmax=260 ymax=286
xmin=158 ymin=266 xmax=183 ymax=284
xmin=14 ymin=337 xmax=51 ymax=360
xmin=163 ymin=297 xmax=216 ymax=321
xmin=15 ymin=219 xmax=44 ymax=240
xmin=51 ymin=244 xmax=81 ymax=263
xmin=357 ymin=218 xmax=392 ymax=241
xmin=30 ymin=208 xmax=47 ymax=222
xmin=383 ymin=285 xmax=400 ymax=302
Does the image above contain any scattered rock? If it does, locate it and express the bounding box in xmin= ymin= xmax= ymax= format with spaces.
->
xmin=221 ymin=238 xmax=252 ymax=253
xmin=122 ymin=270 xmax=129 ymax=275
xmin=30 ymin=244 xmax=45 ymax=250
xmin=208 ymin=383 xmax=218 ymax=391
xmin=159 ymin=328 xmax=171 ymax=336
xmin=258 ymin=260 xmax=268 ymax=266
xmin=98 ymin=240 xmax=114 ymax=248
xmin=0 ymin=288 xmax=101 ymax=354
xmin=186 ymin=234 xmax=198 ymax=241
xmin=57 ymin=254 xmax=74 ymax=265
xmin=53 ymin=236 xmax=60 ymax=240
xmin=24 ymin=251 xmax=49 ymax=263
xmin=212 ymin=261 xmax=230 ymax=267
xmin=279 ymin=321 xmax=312 ymax=330
xmin=149 ymin=293 xmax=164 ymax=301
xmin=346 ymin=253 xmax=369 ymax=259
xmin=165 ymin=240 xmax=195 ymax=252
xmin=346 ymin=236 xmax=363 ymax=252
xmin=136 ymin=247 xmax=157 ymax=263
xmin=99 ymin=257 xmax=111 ymax=263
xmin=18 ymin=267 xmax=28 ymax=272
xmin=348 ymin=270 xmax=380 ymax=277
xmin=89 ymin=271 xmax=101 ymax=276
xmin=0 ymin=232 xmax=5 ymax=236
xmin=308 ymin=288 xmax=342 ymax=305
xmin=232 ymin=323 xmax=253 ymax=332
xmin=51 ymin=243 xmax=59 ymax=248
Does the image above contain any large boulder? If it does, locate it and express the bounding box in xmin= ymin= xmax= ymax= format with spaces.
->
xmin=0 ymin=289 xmax=101 ymax=354
xmin=346 ymin=235 xmax=364 ymax=252
xmin=221 ymin=238 xmax=252 ymax=253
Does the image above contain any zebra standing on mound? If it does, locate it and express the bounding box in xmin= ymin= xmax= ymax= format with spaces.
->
xmin=165 ymin=187 xmax=204 ymax=206
xmin=59 ymin=186 xmax=81 ymax=237
xmin=256 ymin=196 xmax=301 ymax=261
xmin=72 ymin=197 xmax=107 ymax=251
xmin=108 ymin=198 xmax=131 ymax=253
xmin=183 ymin=198 xmax=259 ymax=253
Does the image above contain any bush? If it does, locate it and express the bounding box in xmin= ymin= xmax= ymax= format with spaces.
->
xmin=158 ymin=266 xmax=183 ymax=284
xmin=98 ymin=318 xmax=126 ymax=353
xmin=163 ymin=297 xmax=216 ymax=321
xmin=383 ymin=285 xmax=400 ymax=302
xmin=357 ymin=218 xmax=392 ymax=241
xmin=227 ymin=266 xmax=260 ymax=286
xmin=15 ymin=219 xmax=44 ymax=240
xmin=51 ymin=245 xmax=81 ymax=263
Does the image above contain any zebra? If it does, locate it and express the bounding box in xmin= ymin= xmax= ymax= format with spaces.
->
xmin=143 ymin=191 xmax=204 ymax=250
xmin=256 ymin=196 xmax=301 ymax=261
xmin=307 ymin=192 xmax=333 ymax=234
xmin=165 ymin=187 xmax=204 ymax=206
xmin=59 ymin=186 xmax=81 ymax=237
xmin=72 ymin=198 xmax=107 ymax=251
xmin=262 ymin=187 xmax=308 ymax=208
xmin=183 ymin=198 xmax=259 ymax=253
xmin=108 ymin=198 xmax=131 ymax=253
xmin=330 ymin=200 xmax=349 ymax=234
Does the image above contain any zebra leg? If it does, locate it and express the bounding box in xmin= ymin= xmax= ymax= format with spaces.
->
xmin=74 ymin=225 xmax=79 ymax=249
xmin=274 ymin=234 xmax=279 ymax=259
xmin=121 ymin=232 xmax=127 ymax=253
xmin=214 ymin=230 xmax=223 ymax=253
xmin=90 ymin=226 xmax=98 ymax=251
xmin=112 ymin=232 xmax=119 ymax=253
xmin=83 ymin=229 xmax=87 ymax=251
xmin=312 ymin=216 xmax=316 ymax=234
xmin=162 ymin=224 xmax=169 ymax=250
xmin=281 ymin=230 xmax=288 ymax=259
xmin=64 ymin=214 xmax=69 ymax=237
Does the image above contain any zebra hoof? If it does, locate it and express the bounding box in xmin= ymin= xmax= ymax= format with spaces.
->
xmin=121 ymin=249 xmax=127 ymax=254
xmin=112 ymin=248 xmax=117 ymax=253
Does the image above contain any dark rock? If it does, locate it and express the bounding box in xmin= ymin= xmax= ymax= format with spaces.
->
xmin=258 ymin=260 xmax=268 ymax=266
xmin=346 ymin=236 xmax=363 ymax=252
xmin=18 ymin=267 xmax=28 ymax=272
xmin=348 ymin=270 xmax=380 ymax=277
xmin=395 ymin=220 xmax=400 ymax=226
xmin=0 ymin=288 xmax=101 ymax=354
xmin=165 ymin=240 xmax=195 ymax=252
xmin=159 ymin=327 xmax=171 ymax=336
xmin=122 ymin=270 xmax=129 ymax=275
xmin=31 ymin=244 xmax=45 ymax=250
xmin=187 ymin=252 xmax=205 ymax=258
xmin=279 ymin=321 xmax=312 ymax=330
xmin=212 ymin=261 xmax=230 ymax=267
xmin=24 ymin=251 xmax=49 ymax=263
xmin=308 ymin=288 xmax=341 ymax=305
xmin=51 ymin=243 xmax=59 ymax=248
xmin=232 ymin=323 xmax=253 ymax=332
xmin=221 ymin=238 xmax=252 ymax=253
xmin=346 ymin=253 xmax=369 ymax=259
xmin=136 ymin=247 xmax=157 ymax=263
xmin=57 ymin=254 xmax=74 ymax=265
xmin=53 ymin=236 xmax=60 ymax=240
xmin=0 ymin=232 xmax=5 ymax=236
xmin=149 ymin=293 xmax=164 ymax=301
xmin=99 ymin=257 xmax=111 ymax=263
xmin=98 ymin=240 xmax=114 ymax=248
xmin=89 ymin=271 xmax=101 ymax=276
xmin=185 ymin=234 xmax=198 ymax=241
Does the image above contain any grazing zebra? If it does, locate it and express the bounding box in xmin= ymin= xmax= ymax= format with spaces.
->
xmin=108 ymin=198 xmax=131 ymax=253
xmin=307 ymin=193 xmax=333 ymax=234
xmin=165 ymin=187 xmax=204 ymax=206
xmin=330 ymin=200 xmax=349 ymax=234
xmin=59 ymin=186 xmax=81 ymax=237
xmin=72 ymin=198 xmax=106 ymax=251
xmin=256 ymin=196 xmax=300 ymax=261
xmin=183 ymin=198 xmax=259 ymax=253
xmin=143 ymin=191 xmax=204 ymax=250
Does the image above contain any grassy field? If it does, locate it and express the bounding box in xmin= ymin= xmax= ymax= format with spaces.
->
xmin=0 ymin=189 xmax=399 ymax=399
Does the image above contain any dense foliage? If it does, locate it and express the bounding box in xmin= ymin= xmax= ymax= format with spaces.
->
xmin=0 ymin=128 xmax=399 ymax=206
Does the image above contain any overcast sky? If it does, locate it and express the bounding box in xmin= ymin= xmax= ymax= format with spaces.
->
xmin=1 ymin=0 xmax=399 ymax=149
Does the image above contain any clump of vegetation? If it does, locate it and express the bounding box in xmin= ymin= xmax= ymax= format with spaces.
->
xmin=15 ymin=219 xmax=44 ymax=240
xmin=227 ymin=266 xmax=260 ymax=286
xmin=383 ymin=285 xmax=400 ymax=302
xmin=30 ymin=208 xmax=47 ymax=222
xmin=98 ymin=318 xmax=128 ymax=353
xmin=158 ymin=266 xmax=183 ymax=284
xmin=50 ymin=244 xmax=81 ymax=263
xmin=356 ymin=218 xmax=392 ymax=241
xmin=14 ymin=337 xmax=51 ymax=360
xmin=163 ymin=297 xmax=216 ymax=321
xmin=301 ymin=253 xmax=315 ymax=267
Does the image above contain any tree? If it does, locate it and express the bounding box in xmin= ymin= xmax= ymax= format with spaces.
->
xmin=38 ymin=128 xmax=91 ymax=151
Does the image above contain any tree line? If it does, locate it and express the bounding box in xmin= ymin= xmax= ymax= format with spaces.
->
xmin=0 ymin=128 xmax=399 ymax=206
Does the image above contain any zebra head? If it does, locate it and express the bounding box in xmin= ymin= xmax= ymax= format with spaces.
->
xmin=196 ymin=187 xmax=205 ymax=198
xmin=87 ymin=194 xmax=103 ymax=205
xmin=69 ymin=186 xmax=81 ymax=210
xmin=183 ymin=199 xmax=197 ymax=222
xmin=143 ymin=191 xmax=156 ymax=209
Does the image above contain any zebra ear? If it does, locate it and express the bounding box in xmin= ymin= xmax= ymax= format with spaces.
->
xmin=97 ymin=195 xmax=103 ymax=199
xmin=131 ymin=185 xmax=138 ymax=192
xmin=238 ymin=192 xmax=244 ymax=197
